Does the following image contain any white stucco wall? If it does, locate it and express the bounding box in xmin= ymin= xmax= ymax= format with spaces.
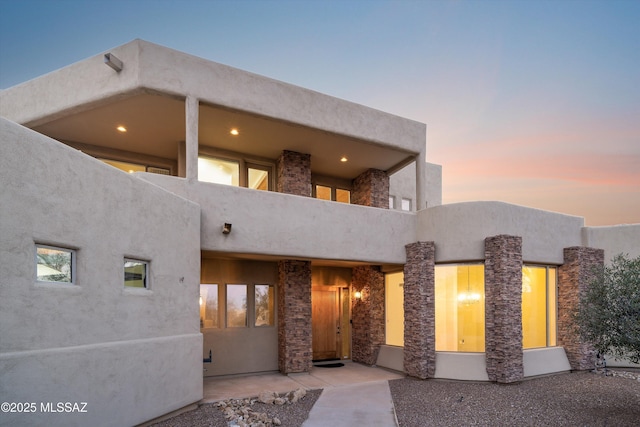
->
xmin=0 ymin=118 xmax=202 ymax=426
xmin=139 ymin=174 xmax=417 ymax=265
xmin=417 ymin=201 xmax=585 ymax=264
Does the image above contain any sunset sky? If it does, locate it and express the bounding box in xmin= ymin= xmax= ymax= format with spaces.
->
xmin=1 ymin=0 xmax=638 ymax=226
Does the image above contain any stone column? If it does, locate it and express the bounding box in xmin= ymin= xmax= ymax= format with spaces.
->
xmin=352 ymin=169 xmax=389 ymax=208
xmin=484 ymin=235 xmax=523 ymax=383
xmin=351 ymin=266 xmax=385 ymax=365
xmin=557 ymin=246 xmax=604 ymax=371
xmin=185 ymin=96 xmax=199 ymax=181
xmin=278 ymin=260 xmax=312 ymax=374
xmin=403 ymin=241 xmax=435 ymax=379
xmin=277 ymin=150 xmax=311 ymax=196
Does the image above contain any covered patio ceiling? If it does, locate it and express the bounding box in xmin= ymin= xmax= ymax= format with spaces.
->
xmin=32 ymin=92 xmax=416 ymax=180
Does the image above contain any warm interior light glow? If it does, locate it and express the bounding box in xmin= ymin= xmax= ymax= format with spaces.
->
xmin=199 ymin=295 xmax=203 ymax=306
xmin=340 ymin=156 xmax=348 ymax=162
xmin=116 ymin=126 xmax=127 ymax=132
xmin=230 ymin=128 xmax=239 ymax=136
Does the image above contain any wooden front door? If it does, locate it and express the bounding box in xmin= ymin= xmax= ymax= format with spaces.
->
xmin=312 ymin=287 xmax=350 ymax=361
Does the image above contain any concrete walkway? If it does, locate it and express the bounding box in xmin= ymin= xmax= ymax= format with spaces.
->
xmin=202 ymin=361 xmax=403 ymax=426
xmin=302 ymin=380 xmax=397 ymax=427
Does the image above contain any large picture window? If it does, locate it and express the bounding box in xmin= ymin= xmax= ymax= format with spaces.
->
xmin=435 ymin=264 xmax=485 ymax=352
xmin=522 ymin=266 xmax=557 ymax=348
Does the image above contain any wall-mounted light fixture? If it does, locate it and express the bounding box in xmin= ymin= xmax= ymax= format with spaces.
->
xmin=104 ymin=53 xmax=123 ymax=72
xmin=199 ymin=295 xmax=203 ymax=306
xmin=354 ymin=291 xmax=362 ymax=299
xmin=222 ymin=223 xmax=232 ymax=234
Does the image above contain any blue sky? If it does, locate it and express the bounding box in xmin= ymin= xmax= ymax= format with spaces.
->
xmin=1 ymin=0 xmax=638 ymax=225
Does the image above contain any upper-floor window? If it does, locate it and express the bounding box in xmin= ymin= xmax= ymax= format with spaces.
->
xmin=198 ymin=154 xmax=272 ymax=191
xmin=389 ymin=196 xmax=396 ymax=209
xmin=36 ymin=244 xmax=75 ymax=284
xmin=401 ymin=198 xmax=412 ymax=211
xmin=99 ymin=158 xmax=171 ymax=175
xmin=312 ymin=175 xmax=351 ymax=204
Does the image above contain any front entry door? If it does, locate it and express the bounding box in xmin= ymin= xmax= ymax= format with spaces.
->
xmin=312 ymin=287 xmax=349 ymax=361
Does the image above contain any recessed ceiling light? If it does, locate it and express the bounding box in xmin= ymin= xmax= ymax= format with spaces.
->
xmin=230 ymin=128 xmax=239 ymax=136
xmin=117 ymin=126 xmax=127 ymax=132
xmin=340 ymin=156 xmax=348 ymax=162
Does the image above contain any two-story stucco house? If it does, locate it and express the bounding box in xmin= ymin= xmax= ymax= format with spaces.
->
xmin=1 ymin=40 xmax=638 ymax=426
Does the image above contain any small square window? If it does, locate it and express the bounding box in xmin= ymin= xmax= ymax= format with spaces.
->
xmin=401 ymin=198 xmax=412 ymax=211
xmin=124 ymin=259 xmax=149 ymax=288
xmin=336 ymin=189 xmax=350 ymax=204
xmin=36 ymin=245 xmax=74 ymax=284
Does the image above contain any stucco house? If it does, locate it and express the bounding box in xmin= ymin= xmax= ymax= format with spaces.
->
xmin=1 ymin=39 xmax=638 ymax=426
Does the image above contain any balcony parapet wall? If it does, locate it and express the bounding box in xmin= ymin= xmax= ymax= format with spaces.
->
xmin=138 ymin=173 xmax=416 ymax=264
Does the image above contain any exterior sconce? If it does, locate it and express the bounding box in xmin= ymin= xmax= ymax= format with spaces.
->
xmin=104 ymin=53 xmax=123 ymax=72
xmin=199 ymin=295 xmax=203 ymax=306
xmin=354 ymin=291 xmax=362 ymax=300
xmin=222 ymin=223 xmax=232 ymax=234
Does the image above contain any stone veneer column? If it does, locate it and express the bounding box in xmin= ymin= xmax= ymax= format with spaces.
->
xmin=278 ymin=260 xmax=312 ymax=374
xmin=557 ymin=246 xmax=604 ymax=371
xmin=277 ymin=150 xmax=311 ymax=196
xmin=351 ymin=169 xmax=389 ymax=208
xmin=403 ymin=242 xmax=435 ymax=379
xmin=351 ymin=266 xmax=385 ymax=365
xmin=484 ymin=235 xmax=523 ymax=383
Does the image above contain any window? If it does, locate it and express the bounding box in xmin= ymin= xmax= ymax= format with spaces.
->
xmin=313 ymin=184 xmax=351 ymax=203
xmin=401 ymin=198 xmax=412 ymax=211
xmin=522 ymin=266 xmax=557 ymax=348
xmin=200 ymin=283 xmax=275 ymax=329
xmin=315 ymin=185 xmax=332 ymax=201
xmin=336 ymin=189 xmax=350 ymax=204
xmin=255 ymin=285 xmax=275 ymax=326
xmin=389 ymin=196 xmax=396 ymax=209
xmin=36 ymin=245 xmax=74 ymax=284
xmin=198 ymin=154 xmax=273 ymax=190
xmin=198 ymin=156 xmax=240 ymax=186
xmin=435 ymin=265 xmax=485 ymax=352
xmin=200 ymin=284 xmax=219 ymax=328
xmin=99 ymin=158 xmax=172 ymax=175
xmin=124 ymin=259 xmax=148 ymax=288
xmin=385 ymin=272 xmax=404 ymax=346
xmin=248 ymin=166 xmax=270 ymax=191
xmin=226 ymin=284 xmax=247 ymax=327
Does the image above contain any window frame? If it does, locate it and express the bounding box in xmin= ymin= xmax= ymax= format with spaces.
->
xmin=198 ymin=148 xmax=275 ymax=191
xmin=124 ymin=258 xmax=150 ymax=289
xmin=35 ymin=243 xmax=76 ymax=285
xmin=522 ymin=264 xmax=558 ymax=349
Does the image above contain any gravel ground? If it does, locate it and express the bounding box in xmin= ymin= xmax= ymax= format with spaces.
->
xmin=151 ymin=370 xmax=638 ymax=427
xmin=151 ymin=389 xmax=322 ymax=427
xmin=389 ymin=370 xmax=640 ymax=427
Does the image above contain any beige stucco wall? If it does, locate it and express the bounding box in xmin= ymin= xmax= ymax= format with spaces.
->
xmin=0 ymin=39 xmax=425 ymax=154
xmin=0 ymin=118 xmax=202 ymax=426
xmin=582 ymin=224 xmax=640 ymax=262
xmin=139 ymin=173 xmax=417 ymax=265
xmin=417 ymin=201 xmax=585 ymax=264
